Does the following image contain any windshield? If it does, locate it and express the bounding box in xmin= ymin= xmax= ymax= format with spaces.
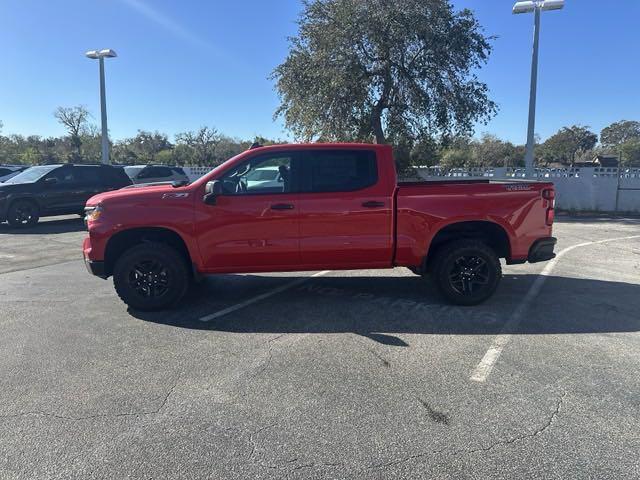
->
xmin=3 ymin=165 xmax=58 ymax=184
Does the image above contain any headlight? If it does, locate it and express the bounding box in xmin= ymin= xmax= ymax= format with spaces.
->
xmin=84 ymin=204 xmax=104 ymax=223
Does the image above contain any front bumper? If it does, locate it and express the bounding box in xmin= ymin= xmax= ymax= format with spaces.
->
xmin=84 ymin=258 xmax=107 ymax=278
xmin=528 ymin=237 xmax=557 ymax=263
xmin=83 ymin=236 xmax=108 ymax=279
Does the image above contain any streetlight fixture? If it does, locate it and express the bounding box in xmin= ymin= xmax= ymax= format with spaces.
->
xmin=85 ymin=49 xmax=117 ymax=165
xmin=513 ymin=0 xmax=564 ymax=178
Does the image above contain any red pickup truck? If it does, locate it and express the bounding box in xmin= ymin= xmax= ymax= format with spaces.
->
xmin=83 ymin=143 xmax=556 ymax=310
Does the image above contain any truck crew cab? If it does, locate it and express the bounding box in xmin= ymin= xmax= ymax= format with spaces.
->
xmin=83 ymin=144 xmax=556 ymax=310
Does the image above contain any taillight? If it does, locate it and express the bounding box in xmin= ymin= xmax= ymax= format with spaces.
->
xmin=546 ymin=206 xmax=555 ymax=226
xmin=542 ymin=188 xmax=555 ymax=200
xmin=543 ymin=189 xmax=555 ymax=226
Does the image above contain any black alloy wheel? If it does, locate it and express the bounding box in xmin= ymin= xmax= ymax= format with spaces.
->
xmin=113 ymin=242 xmax=190 ymax=311
xmin=447 ymin=255 xmax=490 ymax=295
xmin=432 ymin=239 xmax=502 ymax=306
xmin=128 ymin=259 xmax=171 ymax=299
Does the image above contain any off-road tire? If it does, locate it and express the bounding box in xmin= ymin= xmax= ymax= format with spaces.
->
xmin=431 ymin=239 xmax=502 ymax=306
xmin=113 ymin=242 xmax=190 ymax=311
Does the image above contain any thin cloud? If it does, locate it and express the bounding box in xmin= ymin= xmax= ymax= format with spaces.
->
xmin=121 ymin=0 xmax=214 ymax=51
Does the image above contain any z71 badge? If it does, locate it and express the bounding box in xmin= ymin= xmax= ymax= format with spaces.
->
xmin=505 ymin=184 xmax=533 ymax=191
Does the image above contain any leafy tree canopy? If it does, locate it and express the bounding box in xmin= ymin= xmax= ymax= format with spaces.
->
xmin=175 ymin=127 xmax=221 ymax=166
xmin=600 ymin=120 xmax=640 ymax=147
xmin=538 ymin=125 xmax=598 ymax=165
xmin=53 ymin=105 xmax=93 ymax=161
xmin=272 ymin=0 xmax=496 ymax=147
xmin=112 ymin=130 xmax=172 ymax=164
xmin=619 ymin=139 xmax=640 ymax=167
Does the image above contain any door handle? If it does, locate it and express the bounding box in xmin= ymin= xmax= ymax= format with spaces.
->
xmin=362 ymin=201 xmax=385 ymax=208
xmin=270 ymin=203 xmax=294 ymax=210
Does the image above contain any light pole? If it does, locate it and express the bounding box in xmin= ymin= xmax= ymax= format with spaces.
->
xmin=85 ymin=49 xmax=117 ymax=165
xmin=513 ymin=0 xmax=564 ymax=178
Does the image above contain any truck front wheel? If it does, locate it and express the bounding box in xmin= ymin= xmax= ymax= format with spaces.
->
xmin=431 ymin=239 xmax=501 ymax=306
xmin=113 ymin=242 xmax=190 ymax=311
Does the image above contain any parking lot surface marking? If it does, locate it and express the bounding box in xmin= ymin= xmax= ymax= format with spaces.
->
xmin=198 ymin=270 xmax=331 ymax=322
xmin=470 ymin=234 xmax=640 ymax=383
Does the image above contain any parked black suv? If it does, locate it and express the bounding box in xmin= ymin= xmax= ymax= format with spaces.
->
xmin=0 ymin=164 xmax=132 ymax=227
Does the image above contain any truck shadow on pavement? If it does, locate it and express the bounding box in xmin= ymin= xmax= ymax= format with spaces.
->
xmin=0 ymin=217 xmax=85 ymax=234
xmin=130 ymin=273 xmax=640 ymax=345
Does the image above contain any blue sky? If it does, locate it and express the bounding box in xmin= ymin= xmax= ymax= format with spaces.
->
xmin=1 ymin=0 xmax=638 ymax=144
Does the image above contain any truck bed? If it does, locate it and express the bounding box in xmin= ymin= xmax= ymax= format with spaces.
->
xmin=393 ymin=179 xmax=554 ymax=266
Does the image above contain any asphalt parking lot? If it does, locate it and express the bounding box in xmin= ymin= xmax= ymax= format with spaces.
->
xmin=1 ymin=215 xmax=639 ymax=479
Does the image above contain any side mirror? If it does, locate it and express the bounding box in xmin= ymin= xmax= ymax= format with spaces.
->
xmin=203 ymin=180 xmax=223 ymax=205
xmin=44 ymin=177 xmax=58 ymax=185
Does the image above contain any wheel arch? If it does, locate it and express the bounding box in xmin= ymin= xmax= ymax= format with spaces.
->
xmin=7 ymin=195 xmax=41 ymax=210
xmin=423 ymin=220 xmax=512 ymax=272
xmin=103 ymin=227 xmax=193 ymax=277
xmin=5 ymin=196 xmax=41 ymax=225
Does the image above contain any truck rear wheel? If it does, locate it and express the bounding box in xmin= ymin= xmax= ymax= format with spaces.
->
xmin=431 ymin=239 xmax=501 ymax=306
xmin=113 ymin=242 xmax=190 ymax=311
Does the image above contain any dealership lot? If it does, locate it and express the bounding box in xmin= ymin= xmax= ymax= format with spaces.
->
xmin=1 ymin=216 xmax=639 ymax=479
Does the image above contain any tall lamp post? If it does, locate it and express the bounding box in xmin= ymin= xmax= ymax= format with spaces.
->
xmin=513 ymin=0 xmax=564 ymax=178
xmin=85 ymin=49 xmax=117 ymax=165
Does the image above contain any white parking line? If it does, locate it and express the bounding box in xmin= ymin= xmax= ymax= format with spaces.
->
xmin=198 ymin=271 xmax=331 ymax=322
xmin=470 ymin=234 xmax=640 ymax=383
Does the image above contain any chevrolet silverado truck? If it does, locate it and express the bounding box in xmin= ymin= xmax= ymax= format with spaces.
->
xmin=83 ymin=143 xmax=556 ymax=310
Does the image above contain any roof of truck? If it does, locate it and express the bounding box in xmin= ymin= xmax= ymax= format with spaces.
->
xmin=248 ymin=142 xmax=389 ymax=151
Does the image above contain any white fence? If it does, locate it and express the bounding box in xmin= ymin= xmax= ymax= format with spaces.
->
xmin=416 ymin=167 xmax=640 ymax=213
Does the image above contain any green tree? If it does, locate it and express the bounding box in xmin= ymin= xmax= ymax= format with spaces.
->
xmin=112 ymin=131 xmax=172 ymax=165
xmin=54 ymin=106 xmax=92 ymax=162
xmin=155 ymin=149 xmax=176 ymax=165
xmin=439 ymin=137 xmax=472 ymax=169
xmin=619 ymin=139 xmax=640 ymax=167
xmin=175 ymin=127 xmax=221 ymax=166
xmin=134 ymin=130 xmax=172 ymax=163
xmin=272 ymin=0 xmax=496 ymax=149
xmin=539 ymin=125 xmax=598 ymax=165
xmin=410 ymin=136 xmax=440 ymax=168
xmin=600 ymin=120 xmax=640 ymax=147
xmin=471 ymin=133 xmax=522 ymax=168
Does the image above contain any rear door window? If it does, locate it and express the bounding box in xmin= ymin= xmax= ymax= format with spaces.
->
xmin=74 ymin=167 xmax=102 ymax=186
xmin=299 ymin=150 xmax=378 ymax=193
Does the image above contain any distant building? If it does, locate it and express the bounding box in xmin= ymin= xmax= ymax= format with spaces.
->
xmin=572 ymin=154 xmax=619 ymax=169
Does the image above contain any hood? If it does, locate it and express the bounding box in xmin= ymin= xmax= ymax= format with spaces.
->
xmin=87 ymin=183 xmax=183 ymax=206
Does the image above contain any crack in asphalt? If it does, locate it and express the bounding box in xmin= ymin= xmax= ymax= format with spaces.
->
xmin=370 ymin=391 xmax=567 ymax=470
xmin=246 ymin=423 xmax=346 ymax=473
xmin=247 ymin=423 xmax=278 ymax=461
xmin=0 ymin=377 xmax=179 ymax=422
xmin=252 ymin=334 xmax=287 ymax=378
